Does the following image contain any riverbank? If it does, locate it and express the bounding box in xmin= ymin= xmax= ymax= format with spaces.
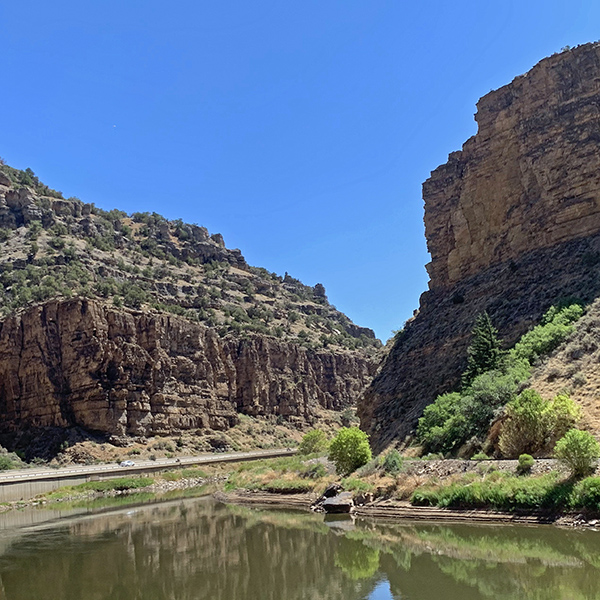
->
xmin=213 ymin=454 xmax=600 ymax=529
xmin=215 ymin=490 xmax=599 ymax=529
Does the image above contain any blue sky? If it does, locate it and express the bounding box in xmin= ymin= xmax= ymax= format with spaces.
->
xmin=1 ymin=1 xmax=599 ymax=340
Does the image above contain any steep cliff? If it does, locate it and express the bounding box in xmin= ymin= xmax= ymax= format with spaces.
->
xmin=360 ymin=42 xmax=600 ymax=451
xmin=0 ymin=298 xmax=376 ymax=444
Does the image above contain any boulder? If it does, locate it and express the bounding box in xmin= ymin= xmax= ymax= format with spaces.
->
xmin=322 ymin=492 xmax=354 ymax=514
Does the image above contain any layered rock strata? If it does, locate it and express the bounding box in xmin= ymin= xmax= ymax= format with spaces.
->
xmin=360 ymin=42 xmax=600 ymax=450
xmin=0 ymin=298 xmax=376 ymax=440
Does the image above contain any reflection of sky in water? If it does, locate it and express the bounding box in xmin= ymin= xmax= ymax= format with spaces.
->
xmin=367 ymin=578 xmax=393 ymax=600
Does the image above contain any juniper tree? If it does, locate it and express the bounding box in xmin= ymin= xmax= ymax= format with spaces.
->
xmin=462 ymin=312 xmax=503 ymax=387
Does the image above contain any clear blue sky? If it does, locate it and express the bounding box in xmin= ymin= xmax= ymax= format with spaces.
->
xmin=1 ymin=1 xmax=599 ymax=340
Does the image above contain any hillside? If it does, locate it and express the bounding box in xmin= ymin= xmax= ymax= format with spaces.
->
xmin=526 ymin=298 xmax=600 ymax=437
xmin=0 ymin=163 xmax=378 ymax=354
xmin=0 ymin=160 xmax=380 ymax=459
xmin=359 ymin=42 xmax=600 ymax=451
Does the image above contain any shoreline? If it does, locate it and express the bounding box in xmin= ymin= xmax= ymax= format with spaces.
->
xmin=3 ymin=481 xmax=598 ymax=530
xmin=215 ymin=490 xmax=599 ymax=529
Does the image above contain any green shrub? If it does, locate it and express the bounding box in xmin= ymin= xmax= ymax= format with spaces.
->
xmin=571 ymin=476 xmax=600 ymax=509
xmin=471 ymin=452 xmax=491 ymax=461
xmin=298 ymin=429 xmax=328 ymax=455
xmin=517 ymin=454 xmax=535 ymax=474
xmin=417 ymin=362 xmax=527 ymax=454
xmin=354 ymin=457 xmax=382 ymax=477
xmin=340 ymin=407 xmax=358 ymax=427
xmin=499 ymin=391 xmax=581 ymax=458
xmin=300 ymin=462 xmax=326 ymax=479
xmin=0 ymin=455 xmax=14 ymax=471
xmin=416 ymin=393 xmax=465 ymax=453
xmin=554 ymin=429 xmax=600 ymax=478
xmin=328 ymin=427 xmax=372 ymax=476
xmin=499 ymin=390 xmax=548 ymax=457
xmin=382 ymin=449 xmax=404 ymax=475
xmin=511 ymin=304 xmax=583 ymax=364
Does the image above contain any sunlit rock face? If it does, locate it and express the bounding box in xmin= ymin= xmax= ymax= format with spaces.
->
xmin=0 ymin=298 xmax=376 ymax=440
xmin=360 ymin=42 xmax=600 ymax=451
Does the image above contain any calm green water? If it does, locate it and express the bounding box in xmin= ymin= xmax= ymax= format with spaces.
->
xmin=0 ymin=498 xmax=600 ymax=599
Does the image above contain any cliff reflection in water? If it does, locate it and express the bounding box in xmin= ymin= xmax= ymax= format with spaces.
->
xmin=0 ymin=498 xmax=600 ymax=599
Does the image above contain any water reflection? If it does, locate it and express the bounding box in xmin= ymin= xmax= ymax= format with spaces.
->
xmin=0 ymin=498 xmax=599 ymax=599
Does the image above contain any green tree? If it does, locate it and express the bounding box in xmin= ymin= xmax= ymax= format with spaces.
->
xmin=328 ymin=427 xmax=372 ymax=476
xmin=298 ymin=429 xmax=328 ymax=455
xmin=462 ymin=312 xmax=503 ymax=387
xmin=554 ymin=429 xmax=600 ymax=478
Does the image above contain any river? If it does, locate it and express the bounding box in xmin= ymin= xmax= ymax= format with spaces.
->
xmin=0 ymin=496 xmax=599 ymax=599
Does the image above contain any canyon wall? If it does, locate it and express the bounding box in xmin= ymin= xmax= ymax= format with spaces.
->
xmin=360 ymin=42 xmax=600 ymax=451
xmin=0 ymin=298 xmax=376 ymax=441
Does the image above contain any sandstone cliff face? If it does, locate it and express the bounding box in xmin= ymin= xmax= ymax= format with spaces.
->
xmin=0 ymin=298 xmax=376 ymax=440
xmin=425 ymin=43 xmax=600 ymax=288
xmin=360 ymin=43 xmax=600 ymax=451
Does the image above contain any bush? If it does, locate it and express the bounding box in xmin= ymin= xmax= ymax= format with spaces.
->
xmin=554 ymin=429 xmax=600 ymax=478
xmin=382 ymin=449 xmax=404 ymax=475
xmin=298 ymin=429 xmax=328 ymax=455
xmin=499 ymin=391 xmax=581 ymax=458
xmin=340 ymin=408 xmax=358 ymax=427
xmin=571 ymin=476 xmax=600 ymax=509
xmin=0 ymin=455 xmax=14 ymax=471
xmin=517 ymin=454 xmax=535 ymax=474
xmin=471 ymin=452 xmax=491 ymax=461
xmin=416 ymin=393 xmax=466 ymax=454
xmin=511 ymin=304 xmax=583 ymax=364
xmin=300 ymin=462 xmax=326 ymax=479
xmin=354 ymin=457 xmax=382 ymax=478
xmin=498 ymin=390 xmax=548 ymax=457
xmin=328 ymin=427 xmax=372 ymax=476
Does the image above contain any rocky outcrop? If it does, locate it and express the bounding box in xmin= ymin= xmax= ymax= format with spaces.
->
xmin=360 ymin=42 xmax=600 ymax=451
xmin=0 ymin=298 xmax=376 ymax=441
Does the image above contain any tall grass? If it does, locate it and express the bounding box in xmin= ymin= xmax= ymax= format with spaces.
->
xmin=411 ymin=472 xmax=600 ymax=513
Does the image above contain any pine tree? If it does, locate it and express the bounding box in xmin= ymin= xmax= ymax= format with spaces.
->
xmin=461 ymin=312 xmax=503 ymax=387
